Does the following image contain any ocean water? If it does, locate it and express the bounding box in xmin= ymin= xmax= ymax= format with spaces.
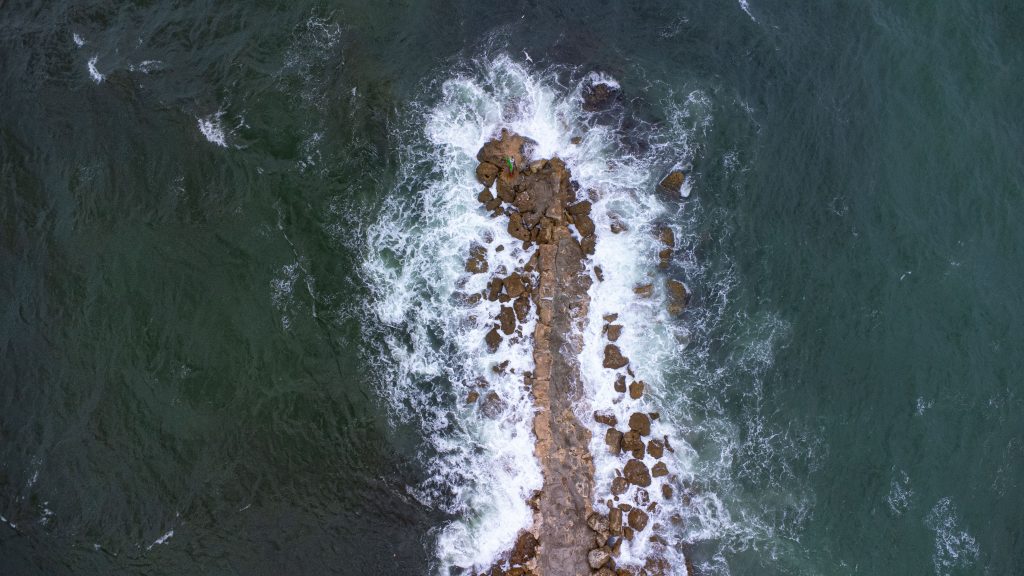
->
xmin=2 ymin=1 xmax=1022 ymax=575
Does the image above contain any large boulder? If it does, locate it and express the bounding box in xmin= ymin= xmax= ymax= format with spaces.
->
xmin=658 ymin=170 xmax=686 ymax=196
xmin=513 ymin=295 xmax=531 ymax=322
xmin=666 ymin=279 xmax=689 ymax=316
xmin=621 ymin=430 xmax=644 ymax=452
xmin=623 ymin=459 xmax=651 ymax=487
xmin=628 ymin=380 xmax=645 ymax=399
xmin=605 ymin=428 xmax=623 ymax=455
xmin=627 ymin=508 xmax=649 ymax=531
xmin=504 ymin=273 xmax=526 ymax=298
xmin=587 ymin=547 xmax=612 ymax=569
xmin=603 ymin=345 xmax=629 ymax=369
xmin=628 ymin=412 xmax=651 ymax=436
xmin=484 ymin=327 xmax=502 ymax=351
xmin=476 ymin=162 xmax=500 ymax=187
xmin=497 ymin=306 xmax=516 ymax=335
xmin=574 ymin=213 xmax=596 ymax=237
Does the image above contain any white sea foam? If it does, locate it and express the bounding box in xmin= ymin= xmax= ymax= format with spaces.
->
xmin=363 ymin=54 xmax=788 ymax=575
xmin=146 ymin=529 xmax=174 ymax=550
xmin=197 ymin=112 xmax=228 ymax=147
xmin=926 ymin=498 xmax=980 ymax=575
xmin=73 ymin=33 xmax=85 ymax=47
xmin=887 ymin=468 xmax=913 ymax=515
xmin=87 ymin=55 xmax=105 ymax=83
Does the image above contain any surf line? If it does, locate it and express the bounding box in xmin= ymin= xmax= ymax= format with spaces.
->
xmin=462 ymin=124 xmax=690 ymax=576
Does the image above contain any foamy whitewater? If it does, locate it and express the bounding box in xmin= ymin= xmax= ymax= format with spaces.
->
xmin=362 ymin=54 xmax=791 ymax=575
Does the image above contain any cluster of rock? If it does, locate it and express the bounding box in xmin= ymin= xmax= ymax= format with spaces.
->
xmin=462 ymin=116 xmax=694 ymax=575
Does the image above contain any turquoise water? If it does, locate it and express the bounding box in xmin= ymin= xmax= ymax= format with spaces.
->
xmin=2 ymin=1 xmax=1022 ymax=574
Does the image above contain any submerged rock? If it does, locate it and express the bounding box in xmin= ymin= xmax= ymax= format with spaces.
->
xmin=582 ymin=81 xmax=621 ymax=112
xmin=466 ymin=245 xmax=489 ymax=274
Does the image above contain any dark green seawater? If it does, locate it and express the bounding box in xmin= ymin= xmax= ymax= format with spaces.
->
xmin=2 ymin=1 xmax=1022 ymax=575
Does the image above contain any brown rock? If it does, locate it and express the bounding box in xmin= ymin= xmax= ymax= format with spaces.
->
xmin=633 ymin=283 xmax=653 ymax=298
xmin=485 ymin=327 xmax=502 ymax=351
xmin=606 ymin=324 xmax=623 ymax=342
xmin=623 ymin=526 xmax=635 ymax=541
xmin=509 ymin=531 xmax=539 ymax=565
xmin=621 ymin=430 xmax=644 ymax=452
xmin=652 ymin=462 xmax=669 ymax=478
xmin=476 ymin=162 xmax=500 ymax=187
xmin=627 ymin=508 xmax=649 ymax=531
xmin=603 ymin=313 xmax=619 ymax=322
xmin=608 ymin=508 xmax=623 ymax=535
xmin=513 ymin=295 xmax=530 ymax=322
xmin=603 ymin=345 xmax=629 ymax=369
xmin=605 ymin=428 xmax=623 ymax=455
xmin=485 ymin=198 xmax=502 ymax=211
xmin=594 ymin=265 xmax=604 ymax=282
xmin=504 ymin=274 xmax=526 ymax=298
xmin=628 ymin=412 xmax=651 ymax=436
xmin=488 ymin=277 xmax=503 ymax=301
xmin=658 ymin=170 xmax=686 ymax=196
xmin=587 ymin=547 xmax=612 ymax=569
xmin=587 ymin=513 xmax=610 ymax=533
xmin=613 ymin=375 xmax=627 ymax=393
xmin=497 ymin=181 xmax=516 ymax=203
xmin=666 ymin=279 xmax=689 ymax=315
xmin=570 ymin=136 xmax=583 ymax=145
xmin=622 ymin=459 xmax=651 ymax=487
xmin=610 ymin=476 xmax=629 ymax=496
xmin=581 ymin=236 xmax=596 ymax=256
xmin=466 ymin=245 xmax=488 ymax=274
xmin=477 ymin=187 xmax=495 ymax=203
xmin=628 ymin=380 xmax=645 ymax=399
xmin=476 ymin=128 xmax=532 ymax=170
xmin=658 ymin=248 xmax=672 ymax=269
xmin=498 ymin=306 xmax=516 ymax=335
xmin=466 ymin=390 xmax=480 ymax=403
xmin=648 ymin=439 xmax=664 ymax=459
xmin=662 ymin=484 xmax=673 ymax=499
xmin=508 ymin=212 xmax=530 ymax=241
xmin=567 ymin=200 xmax=592 ymax=215
xmin=594 ymin=410 xmax=617 ymax=426
xmin=575 ymin=213 xmax=596 ymax=237
xmin=610 ymin=218 xmax=626 ymax=234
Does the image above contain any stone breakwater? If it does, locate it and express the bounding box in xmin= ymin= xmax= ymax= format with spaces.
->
xmin=463 ymin=126 xmax=691 ymax=576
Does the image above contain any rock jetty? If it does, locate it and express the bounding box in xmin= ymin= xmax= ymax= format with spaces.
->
xmin=466 ymin=124 xmax=687 ymax=575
